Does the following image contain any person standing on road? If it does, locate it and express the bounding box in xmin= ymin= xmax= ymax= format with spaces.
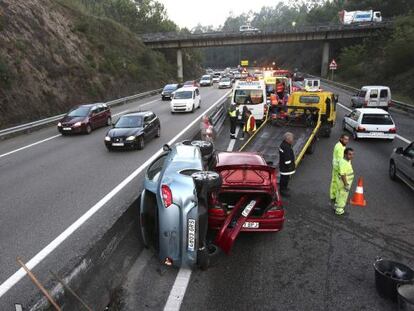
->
xmin=330 ymin=134 xmax=350 ymax=206
xmin=200 ymin=115 xmax=214 ymax=142
xmin=279 ymin=132 xmax=296 ymax=197
xmin=240 ymin=106 xmax=249 ymax=140
xmin=335 ymin=147 xmax=355 ymax=216
xmin=228 ymin=104 xmax=238 ymax=139
xmin=242 ymin=109 xmax=256 ymax=140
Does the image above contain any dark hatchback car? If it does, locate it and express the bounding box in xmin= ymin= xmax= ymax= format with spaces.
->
xmin=58 ymin=103 xmax=112 ymax=135
xmin=104 ymin=111 xmax=160 ymax=150
xmin=161 ymin=84 xmax=182 ymax=100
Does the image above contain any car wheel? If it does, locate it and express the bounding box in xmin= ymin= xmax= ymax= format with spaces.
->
xmin=191 ymin=171 xmax=222 ymax=191
xmin=191 ymin=104 xmax=195 ymax=113
xmin=156 ymin=126 xmax=161 ymax=138
xmin=137 ymin=136 xmax=145 ymax=150
xmin=106 ymin=117 xmax=112 ymax=126
xmin=389 ymin=161 xmax=397 ymax=181
xmin=85 ymin=124 xmax=92 ymax=134
xmin=197 ymin=246 xmax=210 ymax=271
xmin=198 ymin=101 xmax=201 ymax=109
xmin=183 ymin=140 xmax=214 ymax=157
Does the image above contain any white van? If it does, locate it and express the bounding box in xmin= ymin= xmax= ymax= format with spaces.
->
xmin=351 ymin=86 xmax=391 ymax=110
xmin=232 ymin=80 xmax=267 ymax=122
xmin=170 ymin=87 xmax=201 ymax=113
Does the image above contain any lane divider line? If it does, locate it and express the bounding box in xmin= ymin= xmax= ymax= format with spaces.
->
xmin=0 ymin=98 xmax=161 ymax=160
xmin=226 ymin=127 xmax=240 ymax=152
xmin=337 ymin=102 xmax=411 ymax=144
xmin=0 ymin=135 xmax=62 ymax=159
xmin=0 ymin=90 xmax=231 ymax=299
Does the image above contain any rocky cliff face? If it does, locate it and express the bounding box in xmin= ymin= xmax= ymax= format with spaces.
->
xmin=0 ymin=0 xmax=175 ymax=128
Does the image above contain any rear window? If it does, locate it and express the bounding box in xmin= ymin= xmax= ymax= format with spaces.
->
xmin=380 ymin=89 xmax=389 ymax=98
xmin=361 ymin=114 xmax=394 ymax=125
xmin=174 ymin=91 xmax=193 ymax=99
xmin=299 ymin=96 xmax=320 ymax=104
xmin=370 ymin=89 xmax=378 ymax=98
xmin=234 ymin=89 xmax=264 ymax=105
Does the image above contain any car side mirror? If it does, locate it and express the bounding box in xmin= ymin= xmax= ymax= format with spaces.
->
xmin=395 ymin=147 xmax=404 ymax=154
xmin=163 ymin=144 xmax=171 ymax=152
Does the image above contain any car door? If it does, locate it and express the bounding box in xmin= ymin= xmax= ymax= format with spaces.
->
xmin=368 ymin=89 xmax=379 ymax=107
xmin=398 ymin=143 xmax=414 ymax=183
xmin=345 ymin=110 xmax=357 ymax=130
xmin=195 ymin=88 xmax=200 ymax=107
xmin=143 ymin=115 xmax=153 ymax=140
xmin=379 ymin=88 xmax=389 ymax=108
xmin=89 ymin=106 xmax=99 ymax=128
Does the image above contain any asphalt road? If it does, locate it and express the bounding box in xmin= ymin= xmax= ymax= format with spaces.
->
xmin=0 ymin=85 xmax=230 ymax=307
xmin=113 ymin=83 xmax=414 ymax=311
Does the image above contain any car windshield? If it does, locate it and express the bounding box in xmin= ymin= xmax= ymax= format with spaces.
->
xmin=221 ymin=78 xmax=230 ymax=82
xmin=164 ymin=85 xmax=176 ymax=91
xmin=174 ymin=91 xmax=193 ymax=99
xmin=234 ymin=89 xmax=264 ymax=105
xmin=361 ymin=114 xmax=394 ymax=125
xmin=201 ymin=76 xmax=210 ymax=80
xmin=115 ymin=115 xmax=143 ymax=128
xmin=68 ymin=107 xmax=90 ymax=117
xmin=183 ymin=81 xmax=193 ymax=85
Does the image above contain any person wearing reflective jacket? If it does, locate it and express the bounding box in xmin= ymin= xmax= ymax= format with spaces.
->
xmin=335 ymin=147 xmax=355 ymax=216
xmin=330 ymin=134 xmax=349 ymax=206
xmin=279 ymin=132 xmax=295 ymax=197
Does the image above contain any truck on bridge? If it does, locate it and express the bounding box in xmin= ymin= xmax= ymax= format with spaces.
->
xmin=339 ymin=10 xmax=382 ymax=25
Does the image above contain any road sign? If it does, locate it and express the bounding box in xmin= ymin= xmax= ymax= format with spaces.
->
xmin=241 ymin=60 xmax=249 ymax=66
xmin=329 ymin=59 xmax=337 ymax=70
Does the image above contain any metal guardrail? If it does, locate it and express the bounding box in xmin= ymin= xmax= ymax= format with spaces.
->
xmin=0 ymin=88 xmax=163 ymax=139
xmin=311 ymin=76 xmax=414 ymax=114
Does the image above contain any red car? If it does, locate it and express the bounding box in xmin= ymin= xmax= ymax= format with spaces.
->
xmin=183 ymin=80 xmax=200 ymax=88
xmin=57 ymin=103 xmax=112 ymax=135
xmin=208 ymin=152 xmax=285 ymax=253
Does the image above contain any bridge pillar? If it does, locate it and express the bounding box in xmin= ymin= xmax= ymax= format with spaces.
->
xmin=321 ymin=41 xmax=330 ymax=78
xmin=177 ymin=49 xmax=183 ymax=82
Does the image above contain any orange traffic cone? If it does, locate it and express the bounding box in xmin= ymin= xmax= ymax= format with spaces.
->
xmin=350 ymin=177 xmax=366 ymax=207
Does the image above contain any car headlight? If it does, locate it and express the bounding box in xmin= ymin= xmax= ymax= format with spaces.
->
xmin=105 ymin=136 xmax=111 ymax=141
xmin=73 ymin=122 xmax=82 ymax=127
xmin=57 ymin=122 xmax=62 ymax=127
xmin=126 ymin=136 xmax=136 ymax=141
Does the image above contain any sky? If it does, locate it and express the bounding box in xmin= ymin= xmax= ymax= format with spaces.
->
xmin=157 ymin=0 xmax=286 ymax=29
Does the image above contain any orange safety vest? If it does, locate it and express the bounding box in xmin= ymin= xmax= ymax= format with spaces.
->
xmin=243 ymin=115 xmax=256 ymax=132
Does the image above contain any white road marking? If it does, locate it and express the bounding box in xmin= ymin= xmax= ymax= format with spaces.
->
xmin=0 ymin=98 xmax=161 ymax=160
xmin=0 ymin=134 xmax=62 ymax=159
xmin=0 ymin=90 xmax=231 ymax=298
xmin=163 ymin=268 xmax=192 ymax=311
xmin=226 ymin=127 xmax=240 ymax=151
xmin=337 ymin=102 xmax=411 ymax=143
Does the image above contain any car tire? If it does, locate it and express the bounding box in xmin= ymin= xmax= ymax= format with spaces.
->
xmin=389 ymin=161 xmax=397 ymax=181
xmin=85 ymin=124 xmax=92 ymax=134
xmin=198 ymin=101 xmax=201 ymax=109
xmin=183 ymin=140 xmax=214 ymax=158
xmin=191 ymin=104 xmax=195 ymax=113
xmin=191 ymin=171 xmax=222 ymax=191
xmin=197 ymin=246 xmax=210 ymax=271
xmin=156 ymin=126 xmax=161 ymax=138
xmin=137 ymin=136 xmax=145 ymax=150
xmin=106 ymin=117 xmax=112 ymax=126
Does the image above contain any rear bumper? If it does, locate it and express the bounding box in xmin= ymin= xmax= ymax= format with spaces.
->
xmin=208 ymin=213 xmax=285 ymax=232
xmin=356 ymin=132 xmax=395 ymax=139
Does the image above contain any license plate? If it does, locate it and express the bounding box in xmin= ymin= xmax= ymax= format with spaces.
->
xmin=63 ymin=127 xmax=71 ymax=131
xmin=370 ymin=132 xmax=384 ymax=136
xmin=112 ymin=143 xmax=124 ymax=146
xmin=242 ymin=200 xmax=256 ymax=217
xmin=188 ymin=219 xmax=196 ymax=251
xmin=243 ymin=222 xmax=259 ymax=228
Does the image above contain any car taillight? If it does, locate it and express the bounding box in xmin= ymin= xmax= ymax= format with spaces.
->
xmin=357 ymin=126 xmax=366 ymax=132
xmin=388 ymin=100 xmax=392 ymax=107
xmin=161 ymin=185 xmax=172 ymax=207
xmin=164 ymin=257 xmax=173 ymax=266
xmin=389 ymin=127 xmax=396 ymax=133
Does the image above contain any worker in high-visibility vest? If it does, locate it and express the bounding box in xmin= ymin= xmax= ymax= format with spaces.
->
xmin=228 ymin=104 xmax=238 ymax=139
xmin=330 ymin=134 xmax=349 ymax=207
xmin=335 ymin=148 xmax=355 ymax=216
xmin=242 ymin=110 xmax=256 ymax=140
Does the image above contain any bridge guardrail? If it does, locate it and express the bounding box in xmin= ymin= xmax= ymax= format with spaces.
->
xmin=310 ymin=75 xmax=414 ymax=114
xmin=0 ymin=88 xmax=163 ymax=139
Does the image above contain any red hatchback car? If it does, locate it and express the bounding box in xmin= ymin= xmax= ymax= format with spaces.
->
xmin=58 ymin=103 xmax=112 ymax=135
xmin=209 ymin=152 xmax=285 ymax=253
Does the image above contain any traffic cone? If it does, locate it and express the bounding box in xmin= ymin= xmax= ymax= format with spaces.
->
xmin=350 ymin=177 xmax=366 ymax=207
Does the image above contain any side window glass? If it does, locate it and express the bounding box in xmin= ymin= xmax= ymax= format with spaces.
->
xmin=147 ymin=154 xmax=167 ymax=181
xmin=380 ymin=89 xmax=388 ymax=98
xmin=404 ymin=144 xmax=414 ymax=158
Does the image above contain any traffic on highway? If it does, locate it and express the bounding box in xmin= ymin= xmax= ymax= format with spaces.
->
xmin=1 ymin=1 xmax=414 ymax=310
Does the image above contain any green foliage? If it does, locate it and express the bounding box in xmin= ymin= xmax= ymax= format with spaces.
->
xmin=0 ymin=13 xmax=5 ymax=31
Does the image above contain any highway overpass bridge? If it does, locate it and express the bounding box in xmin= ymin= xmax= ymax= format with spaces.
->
xmin=141 ymin=21 xmax=393 ymax=79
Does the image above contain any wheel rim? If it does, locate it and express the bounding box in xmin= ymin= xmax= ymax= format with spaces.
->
xmin=389 ymin=163 xmax=395 ymax=176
